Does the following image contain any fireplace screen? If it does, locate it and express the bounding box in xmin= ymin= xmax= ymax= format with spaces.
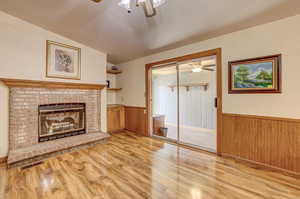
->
xmin=39 ymin=103 xmax=86 ymax=142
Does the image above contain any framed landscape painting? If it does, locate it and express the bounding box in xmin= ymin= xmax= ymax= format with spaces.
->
xmin=228 ymin=54 xmax=281 ymax=94
xmin=46 ymin=40 xmax=81 ymax=80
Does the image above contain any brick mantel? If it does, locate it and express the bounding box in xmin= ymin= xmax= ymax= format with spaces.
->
xmin=0 ymin=78 xmax=106 ymax=90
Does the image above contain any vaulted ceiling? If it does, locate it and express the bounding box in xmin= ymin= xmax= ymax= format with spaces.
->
xmin=1 ymin=0 xmax=300 ymax=64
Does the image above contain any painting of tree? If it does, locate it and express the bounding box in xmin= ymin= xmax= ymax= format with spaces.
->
xmin=229 ymin=55 xmax=281 ymax=93
xmin=233 ymin=62 xmax=273 ymax=89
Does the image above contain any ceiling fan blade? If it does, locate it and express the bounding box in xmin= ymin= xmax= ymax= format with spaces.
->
xmin=90 ymin=0 xmax=102 ymax=2
xmin=202 ymin=64 xmax=215 ymax=67
xmin=203 ymin=68 xmax=215 ymax=71
xmin=140 ymin=0 xmax=157 ymax=17
xmin=202 ymin=64 xmax=216 ymax=71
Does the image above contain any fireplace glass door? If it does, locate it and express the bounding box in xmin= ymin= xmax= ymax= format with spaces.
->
xmin=39 ymin=103 xmax=86 ymax=142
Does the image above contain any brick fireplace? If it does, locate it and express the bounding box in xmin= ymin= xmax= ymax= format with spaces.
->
xmin=1 ymin=79 xmax=109 ymax=167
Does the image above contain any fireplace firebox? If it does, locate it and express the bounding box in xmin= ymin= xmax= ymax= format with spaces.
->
xmin=38 ymin=103 xmax=86 ymax=142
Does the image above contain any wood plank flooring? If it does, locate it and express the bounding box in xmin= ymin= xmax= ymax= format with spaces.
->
xmin=0 ymin=131 xmax=300 ymax=199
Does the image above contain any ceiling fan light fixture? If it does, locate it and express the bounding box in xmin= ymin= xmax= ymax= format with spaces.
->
xmin=118 ymin=0 xmax=132 ymax=12
xmin=152 ymin=0 xmax=167 ymax=8
xmin=192 ymin=67 xmax=203 ymax=73
xmin=118 ymin=0 xmax=166 ymax=17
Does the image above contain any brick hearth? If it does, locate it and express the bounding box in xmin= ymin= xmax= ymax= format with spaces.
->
xmin=8 ymin=132 xmax=109 ymax=166
xmin=6 ymin=85 xmax=109 ymax=165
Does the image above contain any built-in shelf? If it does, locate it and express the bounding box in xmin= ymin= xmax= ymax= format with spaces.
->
xmin=107 ymin=69 xmax=122 ymax=74
xmin=169 ymin=83 xmax=209 ymax=91
xmin=107 ymin=88 xmax=122 ymax=91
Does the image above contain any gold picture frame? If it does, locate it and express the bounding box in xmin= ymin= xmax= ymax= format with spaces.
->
xmin=228 ymin=54 xmax=281 ymax=94
xmin=46 ymin=40 xmax=81 ymax=80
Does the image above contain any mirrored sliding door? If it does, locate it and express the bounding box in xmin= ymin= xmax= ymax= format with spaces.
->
xmin=150 ymin=55 xmax=217 ymax=152
xmin=151 ymin=64 xmax=178 ymax=141
xmin=178 ymin=57 xmax=217 ymax=152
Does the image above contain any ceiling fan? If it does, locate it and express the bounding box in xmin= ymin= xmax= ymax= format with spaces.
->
xmin=89 ymin=0 xmax=167 ymax=17
xmin=190 ymin=62 xmax=216 ymax=73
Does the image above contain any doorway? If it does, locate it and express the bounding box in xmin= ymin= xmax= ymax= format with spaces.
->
xmin=146 ymin=49 xmax=222 ymax=154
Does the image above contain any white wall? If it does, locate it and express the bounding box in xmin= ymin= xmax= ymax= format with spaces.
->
xmin=0 ymin=11 xmax=107 ymax=157
xmin=118 ymin=14 xmax=300 ymax=119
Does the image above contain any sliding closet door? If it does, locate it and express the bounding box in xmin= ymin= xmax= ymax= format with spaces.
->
xmin=178 ymin=57 xmax=217 ymax=151
xmin=151 ymin=65 xmax=178 ymax=141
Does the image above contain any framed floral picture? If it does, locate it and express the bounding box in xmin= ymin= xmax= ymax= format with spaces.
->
xmin=228 ymin=54 xmax=281 ymax=94
xmin=46 ymin=40 xmax=81 ymax=80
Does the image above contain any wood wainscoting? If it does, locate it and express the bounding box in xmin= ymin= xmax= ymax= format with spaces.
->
xmin=124 ymin=106 xmax=147 ymax=136
xmin=222 ymin=113 xmax=300 ymax=174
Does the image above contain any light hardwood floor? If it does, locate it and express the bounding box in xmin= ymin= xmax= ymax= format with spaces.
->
xmin=0 ymin=132 xmax=299 ymax=199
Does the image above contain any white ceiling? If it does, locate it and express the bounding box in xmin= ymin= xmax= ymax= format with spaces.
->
xmin=1 ymin=0 xmax=300 ymax=64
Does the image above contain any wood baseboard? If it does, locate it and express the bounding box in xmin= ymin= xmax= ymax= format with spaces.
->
xmin=221 ymin=153 xmax=300 ymax=177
